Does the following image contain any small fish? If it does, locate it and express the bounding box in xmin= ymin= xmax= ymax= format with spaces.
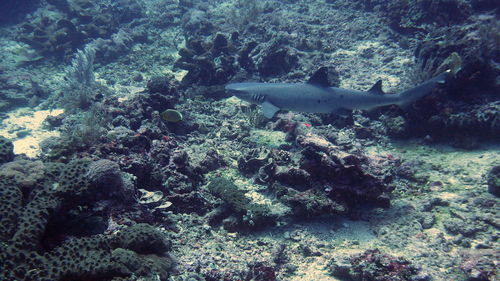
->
xmin=161 ymin=109 xmax=183 ymax=123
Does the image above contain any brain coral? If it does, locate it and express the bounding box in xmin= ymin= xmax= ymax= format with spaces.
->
xmin=0 ymin=160 xmax=45 ymax=189
xmin=86 ymin=159 xmax=124 ymax=191
xmin=0 ymin=158 xmax=173 ymax=281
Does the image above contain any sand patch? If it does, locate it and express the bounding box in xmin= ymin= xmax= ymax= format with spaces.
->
xmin=0 ymin=107 xmax=64 ymax=158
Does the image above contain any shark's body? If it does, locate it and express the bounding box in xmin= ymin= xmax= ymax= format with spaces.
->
xmin=225 ymin=71 xmax=449 ymax=118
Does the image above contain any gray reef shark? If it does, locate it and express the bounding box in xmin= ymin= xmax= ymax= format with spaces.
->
xmin=225 ymin=70 xmax=450 ymax=118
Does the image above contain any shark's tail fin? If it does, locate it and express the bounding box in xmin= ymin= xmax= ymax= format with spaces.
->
xmin=396 ymin=70 xmax=449 ymax=109
xmin=436 ymin=52 xmax=462 ymax=78
xmin=397 ymin=52 xmax=462 ymax=109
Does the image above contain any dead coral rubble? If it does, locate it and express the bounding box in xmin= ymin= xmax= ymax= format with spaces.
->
xmin=362 ymin=0 xmax=475 ymax=33
xmin=459 ymin=249 xmax=499 ymax=281
xmin=238 ymin=133 xmax=393 ymax=218
xmin=328 ymin=249 xmax=425 ymax=281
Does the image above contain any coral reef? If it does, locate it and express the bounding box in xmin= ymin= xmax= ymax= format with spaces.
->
xmin=238 ymin=148 xmax=272 ymax=176
xmin=328 ymin=249 xmax=424 ymax=281
xmin=238 ymin=132 xmax=393 ymax=216
xmin=399 ymin=12 xmax=500 ymax=140
xmin=66 ymin=44 xmax=96 ymax=87
xmin=486 ymin=166 xmax=500 ymax=197
xmin=174 ymin=34 xmax=238 ymax=86
xmin=86 ymin=159 xmax=128 ymax=199
xmin=361 ymin=0 xmax=475 ymax=33
xmin=427 ymin=101 xmax=500 ymax=140
xmin=296 ymin=134 xmax=392 ymax=209
xmin=1 ymin=0 xmax=499 ymax=280
xmin=207 ymin=130 xmax=395 ymax=229
xmin=0 ymin=160 xmax=45 ymax=189
xmin=206 ymin=173 xmax=290 ymax=230
xmin=44 ymin=45 xmax=113 ymax=155
xmin=459 ymin=249 xmax=498 ymax=281
xmin=355 ymin=0 xmax=500 ymax=141
xmin=86 ymin=74 xmax=182 ymax=135
xmin=17 ymin=0 xmax=143 ymax=58
xmin=90 ymin=29 xmax=136 ymax=62
xmin=0 ymin=158 xmax=173 ymax=280
xmin=415 ymin=15 xmax=499 ymax=95
xmin=147 ymin=75 xmax=181 ymax=100
xmin=18 ymin=16 xmax=85 ymax=58
xmin=174 ymin=33 xmax=301 ymax=86
xmin=0 ymin=136 xmax=14 ymax=164
xmin=0 ymin=75 xmax=32 ymax=111
xmin=256 ymin=45 xmax=298 ymax=78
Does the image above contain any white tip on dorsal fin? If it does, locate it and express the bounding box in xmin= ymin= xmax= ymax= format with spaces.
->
xmin=261 ymin=101 xmax=280 ymax=118
xmin=368 ymin=80 xmax=385 ymax=95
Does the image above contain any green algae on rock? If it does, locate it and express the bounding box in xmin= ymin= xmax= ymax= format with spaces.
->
xmin=206 ymin=171 xmax=291 ymax=230
xmin=247 ymin=129 xmax=288 ymax=149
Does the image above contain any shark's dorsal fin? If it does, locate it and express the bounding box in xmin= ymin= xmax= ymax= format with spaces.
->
xmin=307 ymin=67 xmax=331 ymax=87
xmin=368 ymin=80 xmax=385 ymax=95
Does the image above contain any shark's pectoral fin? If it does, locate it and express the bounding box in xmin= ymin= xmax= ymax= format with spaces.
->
xmin=261 ymin=101 xmax=280 ymax=118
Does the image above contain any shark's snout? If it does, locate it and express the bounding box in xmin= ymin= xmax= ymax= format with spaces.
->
xmin=225 ymin=84 xmax=243 ymax=97
xmin=224 ymin=83 xmax=242 ymax=91
xmin=225 ymin=83 xmax=253 ymax=93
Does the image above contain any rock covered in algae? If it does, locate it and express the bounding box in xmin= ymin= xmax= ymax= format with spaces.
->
xmin=206 ymin=171 xmax=291 ymax=230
